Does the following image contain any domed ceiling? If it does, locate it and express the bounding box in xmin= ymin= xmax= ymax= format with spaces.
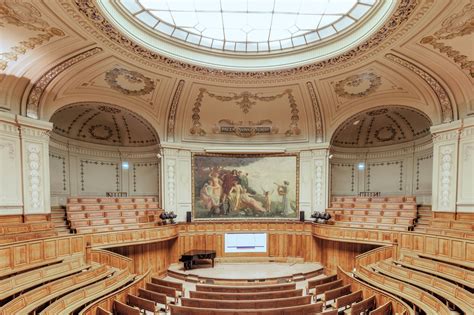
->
xmin=50 ymin=103 xmax=159 ymax=147
xmin=331 ymin=106 xmax=432 ymax=148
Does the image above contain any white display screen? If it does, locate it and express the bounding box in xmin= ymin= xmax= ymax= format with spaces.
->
xmin=224 ymin=233 xmax=267 ymax=253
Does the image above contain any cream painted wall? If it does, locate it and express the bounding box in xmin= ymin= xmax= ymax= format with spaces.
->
xmin=49 ymin=136 xmax=160 ymax=207
xmin=330 ymin=139 xmax=433 ymax=205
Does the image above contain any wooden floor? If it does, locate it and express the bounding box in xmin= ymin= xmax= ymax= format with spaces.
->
xmin=168 ymin=262 xmax=324 ymax=282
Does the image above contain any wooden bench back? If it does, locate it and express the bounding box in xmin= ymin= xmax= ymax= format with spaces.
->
xmin=113 ymin=300 xmax=140 ymax=315
xmin=145 ymin=282 xmax=177 ymax=298
xmin=96 ymin=306 xmax=112 ymax=315
xmin=151 ymin=277 xmax=183 ymax=292
xmin=181 ymin=295 xmax=311 ymax=309
xmin=323 ymin=284 xmax=351 ymax=301
xmin=307 ymin=274 xmax=337 ymax=289
xmin=169 ymin=302 xmax=323 ymax=314
xmin=196 ymin=282 xmax=295 ymax=293
xmin=127 ymin=294 xmax=157 ymax=313
xmin=314 ymin=279 xmax=343 ymax=295
xmin=335 ymin=290 xmax=363 ymax=309
xmin=369 ymin=301 xmax=392 ymax=315
xmin=350 ymin=295 xmax=376 ymax=315
xmin=138 ymin=288 xmax=167 ymax=305
xmin=189 ymin=288 xmax=303 ymax=301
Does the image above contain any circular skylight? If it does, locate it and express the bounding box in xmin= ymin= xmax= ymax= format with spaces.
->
xmin=119 ymin=0 xmax=378 ymax=53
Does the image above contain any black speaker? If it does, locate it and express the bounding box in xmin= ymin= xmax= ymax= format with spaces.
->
xmin=186 ymin=211 xmax=192 ymax=223
xmin=299 ymin=211 xmax=305 ymax=222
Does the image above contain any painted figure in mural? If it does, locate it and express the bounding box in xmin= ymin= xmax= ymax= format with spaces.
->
xmin=275 ymin=181 xmax=291 ymax=215
xmin=240 ymin=188 xmax=266 ymax=213
xmin=207 ymin=169 xmax=223 ymax=213
xmin=262 ymin=189 xmax=273 ymax=211
xmin=199 ymin=180 xmax=213 ymax=211
xmin=228 ymin=181 xmax=243 ymax=212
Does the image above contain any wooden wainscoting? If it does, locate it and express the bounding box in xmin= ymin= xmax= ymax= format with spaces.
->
xmin=176 ymin=221 xmax=318 ymax=262
xmin=108 ymin=239 xmax=177 ymax=275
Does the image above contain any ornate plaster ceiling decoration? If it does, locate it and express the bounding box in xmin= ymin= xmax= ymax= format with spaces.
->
xmin=331 ymin=106 xmax=431 ymax=148
xmin=334 ymin=72 xmax=382 ymax=99
xmin=420 ymin=1 xmax=474 ymax=78
xmin=104 ymin=68 xmax=156 ymax=96
xmin=0 ymin=0 xmax=65 ymax=70
xmin=182 ymin=86 xmax=309 ymax=142
xmin=50 ymin=102 xmax=159 ymax=147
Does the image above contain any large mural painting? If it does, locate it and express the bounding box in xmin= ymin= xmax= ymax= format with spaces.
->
xmin=193 ymin=154 xmax=299 ymax=219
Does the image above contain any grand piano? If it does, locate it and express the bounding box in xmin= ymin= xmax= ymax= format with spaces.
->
xmin=179 ymin=250 xmax=216 ymax=270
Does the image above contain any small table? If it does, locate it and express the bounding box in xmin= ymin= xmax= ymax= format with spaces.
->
xmin=179 ymin=250 xmax=216 ymax=270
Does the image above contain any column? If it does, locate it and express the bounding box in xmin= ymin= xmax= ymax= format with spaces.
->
xmin=0 ymin=112 xmax=52 ymax=215
xmin=299 ymin=144 xmax=330 ymax=220
xmin=161 ymin=146 xmax=192 ymax=221
xmin=431 ymin=117 xmax=474 ymax=213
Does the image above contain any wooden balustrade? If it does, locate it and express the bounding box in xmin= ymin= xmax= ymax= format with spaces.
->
xmin=189 ymin=289 xmax=304 ymax=300
xmin=180 ymin=295 xmax=311 ymax=309
xmin=89 ymin=248 xmax=134 ymax=272
xmin=169 ymin=302 xmax=323 ymax=314
xmin=196 ymin=282 xmax=296 ymax=293
xmin=355 ymin=245 xmax=395 ymax=268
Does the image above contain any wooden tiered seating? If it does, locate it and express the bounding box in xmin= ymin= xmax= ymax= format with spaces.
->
xmin=169 ymin=303 xmax=324 ymax=314
xmin=327 ymin=196 xmax=417 ymax=231
xmin=355 ymin=264 xmax=451 ymax=314
xmin=0 ymin=264 xmax=113 ymax=315
xmin=113 ymin=300 xmax=140 ymax=315
xmin=0 ymin=255 xmax=85 ymax=301
xmin=195 ymin=282 xmax=296 ymax=293
xmin=373 ymin=259 xmax=473 ymax=314
xmin=151 ymin=276 xmax=185 ymax=296
xmin=189 ymin=289 xmax=304 ymax=300
xmin=127 ymin=294 xmax=160 ymax=315
xmin=66 ymin=196 xmax=163 ymax=233
xmin=40 ymin=268 xmax=135 ymax=314
xmin=415 ymin=212 xmax=474 ymax=238
xmin=0 ymin=214 xmax=56 ymax=244
xmin=306 ymin=274 xmax=337 ymax=295
xmin=181 ymin=296 xmax=311 ymax=309
xmin=395 ymin=254 xmax=474 ymax=289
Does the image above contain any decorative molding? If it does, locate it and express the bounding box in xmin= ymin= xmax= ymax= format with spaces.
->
xmin=331 ymin=163 xmax=355 ymax=192
xmin=70 ymin=0 xmax=418 ymax=82
xmin=314 ymin=160 xmax=324 ymax=207
xmin=189 ymin=88 xmax=300 ymax=137
xmin=0 ymin=1 xmax=65 ymax=71
xmin=104 ymin=68 xmax=156 ymax=96
xmin=416 ymin=154 xmax=432 ymax=190
xmin=79 ymin=159 xmax=119 ymax=192
xmin=26 ymin=47 xmax=103 ymax=119
xmin=49 ymin=152 xmax=67 ymax=191
xmin=367 ymin=161 xmax=403 ymax=191
xmin=305 ymin=82 xmax=324 ymax=142
xmin=166 ymin=159 xmax=176 ymax=209
xmin=167 ymin=79 xmax=185 ymax=142
xmin=420 ymin=3 xmax=474 ymax=78
xmin=385 ymin=53 xmax=454 ymax=123
xmin=438 ymin=146 xmax=454 ymax=208
xmin=0 ymin=142 xmax=15 ymax=159
xmin=27 ymin=143 xmax=42 ymax=211
xmin=334 ymin=73 xmax=381 ymax=99
xmin=132 ymin=162 xmax=159 ymax=192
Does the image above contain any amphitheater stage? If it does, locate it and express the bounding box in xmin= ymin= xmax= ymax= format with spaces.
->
xmin=167 ymin=261 xmax=324 ymax=284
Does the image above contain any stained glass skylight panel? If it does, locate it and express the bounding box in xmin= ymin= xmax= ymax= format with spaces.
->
xmin=119 ymin=0 xmax=378 ymax=53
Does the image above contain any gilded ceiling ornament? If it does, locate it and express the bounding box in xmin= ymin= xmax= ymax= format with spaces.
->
xmin=26 ymin=47 xmax=103 ymax=119
xmin=334 ymin=73 xmax=382 ymax=99
xmin=104 ymin=68 xmax=155 ymax=96
xmin=385 ymin=53 xmax=454 ymax=123
xmin=420 ymin=3 xmax=474 ymax=78
xmin=189 ymin=88 xmax=301 ymax=137
xmin=305 ymin=82 xmax=324 ymax=143
xmin=0 ymin=1 xmax=65 ymax=70
xmin=167 ymin=80 xmax=185 ymax=142
xmin=72 ymin=0 xmax=417 ymax=81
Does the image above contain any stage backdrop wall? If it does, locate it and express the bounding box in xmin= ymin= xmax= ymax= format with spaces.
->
xmin=330 ymin=138 xmax=433 ymax=205
xmin=49 ymin=135 xmax=160 ymax=206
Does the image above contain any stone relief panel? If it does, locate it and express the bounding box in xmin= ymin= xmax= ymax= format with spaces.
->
xmin=0 ymin=138 xmax=22 ymax=207
xmin=49 ymin=152 xmax=68 ymax=194
xmin=331 ymin=163 xmax=355 ymax=196
xmin=0 ymin=0 xmax=65 ymax=70
xmin=79 ymin=158 xmax=120 ymax=195
xmin=183 ymin=85 xmax=309 ymax=143
xmin=50 ymin=102 xmax=159 ymax=147
xmin=458 ymin=141 xmax=474 ymax=208
xmin=437 ymin=145 xmax=454 ymax=210
xmin=334 ymin=72 xmax=382 ymax=99
xmin=132 ymin=162 xmax=159 ymax=195
xmin=366 ymin=160 xmax=404 ymax=193
xmin=415 ymin=154 xmax=433 ymax=193
xmin=421 ymin=2 xmax=474 ymax=78
xmin=26 ymin=143 xmax=43 ymax=212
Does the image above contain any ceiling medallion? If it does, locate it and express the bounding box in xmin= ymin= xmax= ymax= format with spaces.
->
xmin=88 ymin=124 xmax=114 ymax=141
xmin=334 ymin=72 xmax=382 ymax=99
xmin=374 ymin=126 xmax=397 ymax=142
xmin=104 ymin=68 xmax=155 ymax=96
